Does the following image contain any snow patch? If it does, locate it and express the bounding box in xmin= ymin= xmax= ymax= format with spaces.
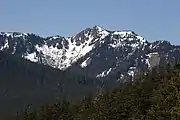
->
xmin=128 ymin=70 xmax=134 ymax=77
xmin=110 ymin=31 xmax=146 ymax=49
xmin=5 ymin=32 xmax=13 ymax=37
xmin=116 ymin=74 xmax=125 ymax=82
xmin=146 ymin=59 xmax=151 ymax=68
xmin=136 ymin=35 xmax=146 ymax=43
xmin=80 ymin=57 xmax=91 ymax=68
xmin=98 ymin=29 xmax=109 ymax=39
xmin=146 ymin=52 xmax=158 ymax=58
xmin=96 ymin=68 xmax=112 ymax=78
xmin=145 ymin=52 xmax=159 ymax=68
xmin=35 ymin=33 xmax=97 ymax=70
xmin=127 ymin=67 xmax=136 ymax=79
xmin=1 ymin=32 xmax=28 ymax=38
xmin=24 ymin=52 xmax=38 ymax=62
xmin=12 ymin=42 xmax=17 ymax=54
xmin=0 ymin=39 xmax=9 ymax=50
xmin=52 ymin=36 xmax=60 ymax=40
xmin=113 ymin=31 xmax=132 ymax=38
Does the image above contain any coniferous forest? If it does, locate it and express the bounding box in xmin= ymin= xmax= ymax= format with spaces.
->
xmin=0 ymin=51 xmax=102 ymax=119
xmin=4 ymin=55 xmax=180 ymax=120
xmin=1 ymin=1 xmax=180 ymax=120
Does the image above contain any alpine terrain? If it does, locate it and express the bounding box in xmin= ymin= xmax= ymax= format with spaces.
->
xmin=1 ymin=25 xmax=180 ymax=82
xmin=1 ymin=25 xmax=180 ymax=119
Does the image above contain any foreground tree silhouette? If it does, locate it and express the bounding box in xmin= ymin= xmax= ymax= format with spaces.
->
xmin=147 ymin=66 xmax=180 ymax=120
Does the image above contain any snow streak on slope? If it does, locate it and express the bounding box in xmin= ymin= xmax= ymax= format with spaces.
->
xmin=33 ymin=26 xmax=110 ymax=70
xmin=0 ymin=26 xmax=149 ymax=73
xmin=80 ymin=57 xmax=91 ymax=68
xmin=25 ymin=26 xmax=109 ymax=70
xmin=34 ymin=36 xmax=95 ymax=69
xmin=1 ymin=26 xmax=180 ymax=81
xmin=96 ymin=68 xmax=112 ymax=78
xmin=0 ymin=39 xmax=9 ymax=50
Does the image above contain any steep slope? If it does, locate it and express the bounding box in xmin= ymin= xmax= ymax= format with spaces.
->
xmin=0 ymin=26 xmax=110 ymax=70
xmin=1 ymin=26 xmax=180 ymax=81
xmin=14 ymin=64 xmax=180 ymax=120
xmin=70 ymin=38 xmax=180 ymax=82
xmin=0 ymin=51 xmax=101 ymax=119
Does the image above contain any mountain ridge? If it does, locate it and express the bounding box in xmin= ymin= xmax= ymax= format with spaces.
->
xmin=0 ymin=26 xmax=180 ymax=81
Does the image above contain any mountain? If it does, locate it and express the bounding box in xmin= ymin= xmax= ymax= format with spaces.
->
xmin=1 ymin=26 xmax=180 ymax=82
xmin=1 ymin=26 xmax=180 ymax=119
xmin=0 ymin=51 xmax=103 ymax=119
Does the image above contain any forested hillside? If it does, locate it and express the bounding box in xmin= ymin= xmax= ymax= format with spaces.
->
xmin=1 ymin=40 xmax=180 ymax=120
xmin=13 ymin=64 xmax=180 ymax=120
xmin=0 ymin=51 xmax=102 ymax=119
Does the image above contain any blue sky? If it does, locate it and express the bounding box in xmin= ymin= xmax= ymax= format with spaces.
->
xmin=1 ymin=0 xmax=180 ymax=44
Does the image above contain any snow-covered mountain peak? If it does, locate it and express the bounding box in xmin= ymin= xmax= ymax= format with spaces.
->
xmin=93 ymin=25 xmax=107 ymax=32
xmin=94 ymin=26 xmax=110 ymax=39
xmin=0 ymin=27 xmax=148 ymax=70
xmin=108 ymin=30 xmax=147 ymax=49
xmin=112 ymin=30 xmax=145 ymax=40
xmin=1 ymin=25 xmax=179 ymax=79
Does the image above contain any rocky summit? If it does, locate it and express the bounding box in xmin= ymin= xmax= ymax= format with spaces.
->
xmin=1 ymin=26 xmax=180 ymax=81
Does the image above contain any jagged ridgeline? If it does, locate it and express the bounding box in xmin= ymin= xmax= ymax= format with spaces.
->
xmin=1 ymin=26 xmax=180 ymax=119
xmin=1 ymin=26 xmax=180 ymax=81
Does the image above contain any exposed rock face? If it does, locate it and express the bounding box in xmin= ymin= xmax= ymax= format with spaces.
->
xmin=1 ymin=26 xmax=180 ymax=81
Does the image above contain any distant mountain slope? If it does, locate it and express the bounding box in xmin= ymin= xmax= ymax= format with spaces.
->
xmin=1 ymin=26 xmax=180 ymax=81
xmin=0 ymin=51 xmax=102 ymax=119
xmin=1 ymin=26 xmax=180 ymax=120
xmin=14 ymin=64 xmax=180 ymax=120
